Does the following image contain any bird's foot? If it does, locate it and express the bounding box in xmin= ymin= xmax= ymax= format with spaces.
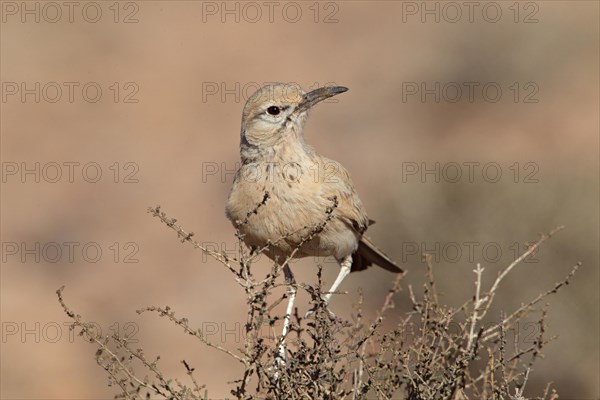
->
xmin=304 ymin=305 xmax=337 ymax=321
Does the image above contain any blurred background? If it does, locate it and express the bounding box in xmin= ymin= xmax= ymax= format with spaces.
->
xmin=1 ymin=1 xmax=598 ymax=398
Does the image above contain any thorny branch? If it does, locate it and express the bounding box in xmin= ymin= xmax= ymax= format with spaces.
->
xmin=57 ymin=216 xmax=578 ymax=399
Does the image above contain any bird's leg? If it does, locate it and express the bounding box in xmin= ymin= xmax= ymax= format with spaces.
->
xmin=323 ymin=254 xmax=352 ymax=304
xmin=276 ymin=263 xmax=296 ymax=366
xmin=305 ymin=255 xmax=352 ymax=319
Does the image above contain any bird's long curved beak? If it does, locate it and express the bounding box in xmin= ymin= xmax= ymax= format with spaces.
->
xmin=296 ymin=86 xmax=348 ymax=113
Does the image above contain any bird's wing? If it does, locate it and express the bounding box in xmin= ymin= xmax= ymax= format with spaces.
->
xmin=316 ymin=157 xmax=402 ymax=274
xmin=317 ymin=157 xmax=370 ymax=234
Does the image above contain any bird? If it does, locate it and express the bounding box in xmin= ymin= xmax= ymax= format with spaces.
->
xmin=225 ymin=83 xmax=402 ymax=345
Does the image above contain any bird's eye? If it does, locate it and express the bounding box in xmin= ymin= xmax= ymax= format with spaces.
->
xmin=267 ymin=106 xmax=281 ymax=116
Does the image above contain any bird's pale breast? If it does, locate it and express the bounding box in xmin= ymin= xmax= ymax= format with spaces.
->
xmin=226 ymin=148 xmax=363 ymax=261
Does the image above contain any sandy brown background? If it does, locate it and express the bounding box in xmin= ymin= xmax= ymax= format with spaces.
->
xmin=1 ymin=1 xmax=598 ymax=398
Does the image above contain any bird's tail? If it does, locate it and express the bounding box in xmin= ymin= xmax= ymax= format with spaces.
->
xmin=351 ymin=236 xmax=403 ymax=273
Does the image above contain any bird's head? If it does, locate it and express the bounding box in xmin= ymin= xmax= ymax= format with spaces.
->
xmin=240 ymin=83 xmax=348 ymax=150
